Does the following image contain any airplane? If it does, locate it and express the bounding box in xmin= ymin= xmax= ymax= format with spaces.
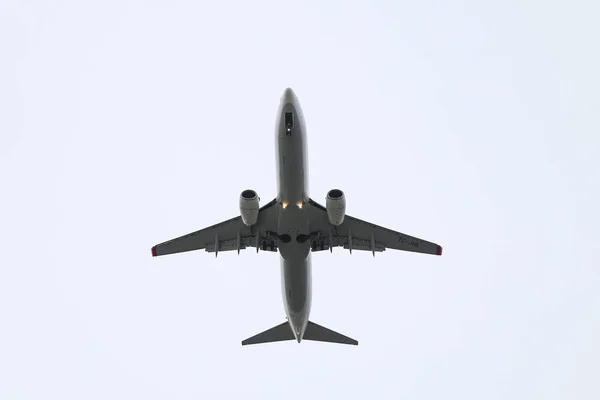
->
xmin=150 ymin=87 xmax=443 ymax=346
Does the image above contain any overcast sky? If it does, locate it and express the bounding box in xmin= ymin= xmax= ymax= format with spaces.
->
xmin=1 ymin=1 xmax=599 ymax=399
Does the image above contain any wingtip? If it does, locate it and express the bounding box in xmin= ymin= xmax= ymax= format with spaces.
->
xmin=436 ymin=245 xmax=443 ymax=256
xmin=151 ymin=246 xmax=157 ymax=257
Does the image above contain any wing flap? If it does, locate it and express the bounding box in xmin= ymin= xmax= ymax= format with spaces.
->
xmin=151 ymin=198 xmax=279 ymax=257
xmin=343 ymin=215 xmax=442 ymax=255
xmin=152 ymin=216 xmax=242 ymax=257
xmin=205 ymin=236 xmax=248 ymax=253
xmin=307 ymin=198 xmax=442 ymax=256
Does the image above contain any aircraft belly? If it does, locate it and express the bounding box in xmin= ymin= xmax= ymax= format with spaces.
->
xmin=281 ymin=256 xmax=312 ymax=336
xmin=274 ymin=88 xmax=313 ymax=340
xmin=277 ymin=135 xmax=307 ymax=204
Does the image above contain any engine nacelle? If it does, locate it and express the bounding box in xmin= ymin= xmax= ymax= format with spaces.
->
xmin=326 ymin=189 xmax=346 ymax=226
xmin=240 ymin=189 xmax=260 ymax=226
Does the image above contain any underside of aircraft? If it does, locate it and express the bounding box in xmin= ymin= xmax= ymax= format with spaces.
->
xmin=151 ymin=88 xmax=443 ymax=345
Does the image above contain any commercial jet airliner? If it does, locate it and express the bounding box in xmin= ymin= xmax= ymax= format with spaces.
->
xmin=151 ymin=88 xmax=443 ymax=346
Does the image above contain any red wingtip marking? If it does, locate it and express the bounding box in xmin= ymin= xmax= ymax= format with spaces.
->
xmin=436 ymin=245 xmax=443 ymax=256
xmin=151 ymin=246 xmax=157 ymax=257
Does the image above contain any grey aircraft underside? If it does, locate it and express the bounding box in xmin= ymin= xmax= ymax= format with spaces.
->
xmin=151 ymin=87 xmax=443 ymax=346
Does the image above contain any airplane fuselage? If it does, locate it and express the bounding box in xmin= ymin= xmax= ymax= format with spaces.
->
xmin=275 ymin=88 xmax=312 ymax=342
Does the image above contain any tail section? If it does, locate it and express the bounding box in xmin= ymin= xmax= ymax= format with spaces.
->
xmin=304 ymin=321 xmax=358 ymax=345
xmin=241 ymin=321 xmax=295 ymax=346
xmin=241 ymin=320 xmax=358 ymax=346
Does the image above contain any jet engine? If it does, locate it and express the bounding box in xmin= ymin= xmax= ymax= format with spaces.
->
xmin=326 ymin=189 xmax=346 ymax=226
xmin=240 ymin=189 xmax=260 ymax=226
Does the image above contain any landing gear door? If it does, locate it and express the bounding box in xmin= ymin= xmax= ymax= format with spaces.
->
xmin=285 ymin=112 xmax=294 ymax=135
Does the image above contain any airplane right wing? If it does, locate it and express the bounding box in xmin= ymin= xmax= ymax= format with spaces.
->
xmin=151 ymin=198 xmax=280 ymax=257
xmin=306 ymin=198 xmax=442 ymax=256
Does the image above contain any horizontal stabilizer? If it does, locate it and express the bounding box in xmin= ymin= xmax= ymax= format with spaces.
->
xmin=303 ymin=321 xmax=358 ymax=345
xmin=241 ymin=321 xmax=295 ymax=346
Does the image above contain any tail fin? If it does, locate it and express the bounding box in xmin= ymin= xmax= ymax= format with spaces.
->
xmin=241 ymin=321 xmax=295 ymax=346
xmin=241 ymin=320 xmax=358 ymax=346
xmin=304 ymin=321 xmax=358 ymax=345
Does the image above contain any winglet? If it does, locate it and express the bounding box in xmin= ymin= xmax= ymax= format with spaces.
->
xmin=151 ymin=246 xmax=157 ymax=257
xmin=436 ymin=245 xmax=443 ymax=256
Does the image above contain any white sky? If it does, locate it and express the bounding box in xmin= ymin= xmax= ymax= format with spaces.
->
xmin=1 ymin=1 xmax=599 ymax=399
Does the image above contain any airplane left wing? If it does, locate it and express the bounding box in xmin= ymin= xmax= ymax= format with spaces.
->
xmin=152 ymin=199 xmax=280 ymax=257
xmin=307 ymin=198 xmax=442 ymax=256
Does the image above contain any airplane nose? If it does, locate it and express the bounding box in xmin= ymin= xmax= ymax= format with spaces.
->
xmin=282 ymin=87 xmax=296 ymax=105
